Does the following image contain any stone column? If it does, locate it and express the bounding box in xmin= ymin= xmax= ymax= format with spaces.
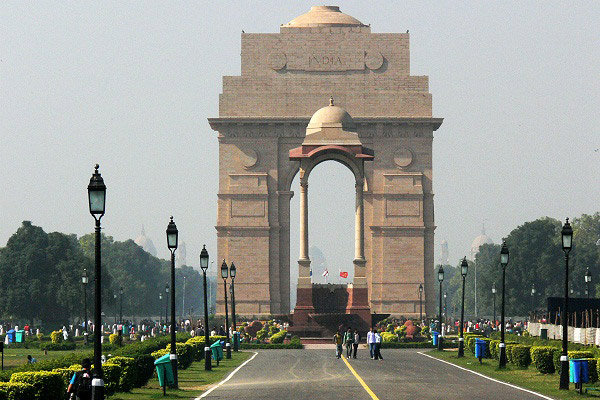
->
xmin=297 ymin=180 xmax=311 ymax=289
xmin=353 ymin=179 xmax=367 ymax=287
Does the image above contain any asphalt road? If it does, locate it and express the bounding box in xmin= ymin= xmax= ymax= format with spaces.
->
xmin=200 ymin=349 xmax=547 ymax=400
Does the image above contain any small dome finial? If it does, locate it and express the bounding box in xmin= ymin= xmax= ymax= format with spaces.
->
xmin=329 ymin=96 xmax=334 ymax=106
xmin=94 ymin=164 xmax=99 ymax=171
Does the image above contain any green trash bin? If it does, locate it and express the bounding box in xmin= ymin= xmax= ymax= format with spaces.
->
xmin=154 ymin=354 xmax=175 ymax=387
xmin=15 ymin=330 xmax=25 ymax=343
xmin=211 ymin=340 xmax=223 ymax=364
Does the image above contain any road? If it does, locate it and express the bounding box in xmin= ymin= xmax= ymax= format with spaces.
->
xmin=199 ymin=348 xmax=548 ymax=400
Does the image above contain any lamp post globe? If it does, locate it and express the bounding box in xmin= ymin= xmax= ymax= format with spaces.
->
xmin=230 ymin=262 xmax=238 ymax=351
xmin=87 ymin=164 xmax=106 ymax=400
xmin=82 ymin=269 xmax=89 ymax=345
xmin=499 ymin=241 xmax=509 ymax=368
xmin=437 ymin=265 xmax=444 ymax=351
xmin=221 ymin=260 xmax=231 ymax=359
xmin=458 ymin=257 xmax=468 ymax=358
xmin=418 ymin=283 xmax=424 ymax=321
xmin=559 ymin=218 xmax=573 ymax=390
xmin=585 ymin=268 xmax=592 ymax=299
xmin=165 ymin=217 xmax=179 ymax=387
xmin=199 ymin=245 xmax=211 ymax=370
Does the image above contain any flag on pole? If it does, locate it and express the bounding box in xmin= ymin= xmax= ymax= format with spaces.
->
xmin=340 ymin=271 xmax=348 ymax=279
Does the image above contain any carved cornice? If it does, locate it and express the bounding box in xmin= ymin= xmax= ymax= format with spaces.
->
xmin=208 ymin=117 xmax=443 ymax=138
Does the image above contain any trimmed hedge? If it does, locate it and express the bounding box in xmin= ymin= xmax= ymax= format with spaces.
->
xmin=465 ymin=334 xmax=484 ymax=354
xmin=107 ymin=356 xmax=136 ymax=392
xmin=510 ymin=345 xmax=531 ymax=368
xmin=10 ymin=371 xmax=64 ymax=400
xmin=552 ymin=350 xmax=594 ymax=375
xmin=530 ymin=346 xmax=557 ymax=374
xmin=269 ymin=330 xmax=286 ymax=344
xmin=151 ymin=343 xmax=194 ymax=369
xmin=40 ymin=342 xmax=76 ymax=351
xmin=589 ymin=359 xmax=599 ymax=383
xmin=241 ymin=336 xmax=303 ymax=349
xmin=381 ymin=341 xmax=434 ymax=349
xmin=51 ymin=365 xmax=80 ymax=388
xmin=381 ymin=332 xmax=398 ymax=343
xmin=490 ymin=340 xmax=500 ymax=360
xmin=0 ymin=382 xmax=36 ymax=400
xmin=92 ymin=363 xmax=121 ymax=396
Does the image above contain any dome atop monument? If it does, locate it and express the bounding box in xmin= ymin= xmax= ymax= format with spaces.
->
xmin=304 ymin=98 xmax=361 ymax=145
xmin=470 ymin=224 xmax=493 ymax=260
xmin=285 ymin=6 xmax=366 ymax=27
xmin=307 ymin=97 xmax=356 ymax=130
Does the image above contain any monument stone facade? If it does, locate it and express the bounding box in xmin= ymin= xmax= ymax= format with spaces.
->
xmin=209 ymin=6 xmax=442 ymax=317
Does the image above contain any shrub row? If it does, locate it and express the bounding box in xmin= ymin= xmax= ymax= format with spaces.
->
xmin=241 ymin=336 xmax=302 ymax=349
xmin=0 ymin=382 xmax=36 ymax=400
xmin=381 ymin=341 xmax=434 ymax=349
xmin=40 ymin=342 xmax=76 ymax=351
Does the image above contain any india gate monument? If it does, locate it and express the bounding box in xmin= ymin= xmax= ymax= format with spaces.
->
xmin=209 ymin=6 xmax=442 ymax=334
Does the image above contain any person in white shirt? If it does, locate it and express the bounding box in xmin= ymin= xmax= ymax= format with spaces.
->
xmin=367 ymin=327 xmax=376 ymax=359
xmin=374 ymin=329 xmax=383 ymax=360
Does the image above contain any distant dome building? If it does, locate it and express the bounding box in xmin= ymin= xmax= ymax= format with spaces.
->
xmin=470 ymin=224 xmax=493 ymax=260
xmin=134 ymin=226 xmax=157 ymax=257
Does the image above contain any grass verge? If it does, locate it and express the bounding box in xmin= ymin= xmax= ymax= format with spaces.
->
xmin=427 ymin=349 xmax=600 ymax=399
xmin=108 ymin=351 xmax=252 ymax=399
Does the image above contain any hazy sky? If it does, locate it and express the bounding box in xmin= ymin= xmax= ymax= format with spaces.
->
xmin=2 ymin=1 xmax=600 ymax=276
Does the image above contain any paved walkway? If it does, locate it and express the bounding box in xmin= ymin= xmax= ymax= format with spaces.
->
xmin=198 ymin=349 xmax=548 ymax=400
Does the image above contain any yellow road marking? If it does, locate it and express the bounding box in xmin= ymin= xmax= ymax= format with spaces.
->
xmin=341 ymin=356 xmax=380 ymax=400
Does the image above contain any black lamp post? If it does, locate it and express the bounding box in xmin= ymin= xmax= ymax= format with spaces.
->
xmin=165 ymin=283 xmax=169 ymax=334
xmin=492 ymin=282 xmax=497 ymax=329
xmin=444 ymin=291 xmax=447 ymax=327
xmin=200 ymin=245 xmax=211 ymax=371
xmin=418 ymin=283 xmax=423 ymax=321
xmin=437 ymin=265 xmax=444 ymax=351
xmin=87 ymin=164 xmax=106 ymax=400
xmin=182 ymin=276 xmax=187 ymax=320
xmin=531 ymin=284 xmax=536 ymax=314
xmin=230 ymin=262 xmax=238 ymax=352
xmin=119 ymin=287 xmax=123 ymax=325
xmin=82 ymin=269 xmax=89 ymax=346
xmin=499 ymin=241 xmax=510 ymax=368
xmin=585 ymin=268 xmax=592 ymax=299
xmin=159 ymin=292 xmax=163 ymax=326
xmin=559 ymin=218 xmax=573 ymax=390
xmin=221 ymin=260 xmax=231 ymax=359
xmin=113 ymin=294 xmax=118 ymax=325
xmin=166 ymin=216 xmax=179 ymax=387
xmin=458 ymin=257 xmax=468 ymax=358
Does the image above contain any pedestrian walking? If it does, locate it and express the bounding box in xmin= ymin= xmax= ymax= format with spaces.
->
xmin=352 ymin=329 xmax=360 ymax=359
xmin=374 ymin=329 xmax=383 ymax=360
xmin=66 ymin=358 xmax=92 ymax=400
xmin=333 ymin=331 xmax=343 ymax=359
xmin=367 ymin=327 xmax=376 ymax=359
xmin=343 ymin=328 xmax=353 ymax=359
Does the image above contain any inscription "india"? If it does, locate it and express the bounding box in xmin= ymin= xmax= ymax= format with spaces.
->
xmin=308 ymin=55 xmax=344 ymax=66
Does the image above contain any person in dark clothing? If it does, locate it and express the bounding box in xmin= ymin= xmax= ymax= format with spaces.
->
xmin=352 ymin=329 xmax=360 ymax=359
xmin=67 ymin=358 xmax=92 ymax=400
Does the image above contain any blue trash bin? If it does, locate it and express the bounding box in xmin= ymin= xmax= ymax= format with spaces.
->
xmin=570 ymin=359 xmax=589 ymax=384
xmin=475 ymin=338 xmax=487 ymax=360
xmin=6 ymin=330 xmax=15 ymax=343
xmin=432 ymin=331 xmax=439 ymax=346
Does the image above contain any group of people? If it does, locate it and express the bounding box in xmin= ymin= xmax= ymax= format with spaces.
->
xmin=333 ymin=327 xmax=383 ymax=360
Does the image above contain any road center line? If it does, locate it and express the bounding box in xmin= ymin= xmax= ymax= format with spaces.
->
xmin=195 ymin=351 xmax=259 ymax=399
xmin=418 ymin=352 xmax=553 ymax=400
xmin=341 ymin=356 xmax=380 ymax=400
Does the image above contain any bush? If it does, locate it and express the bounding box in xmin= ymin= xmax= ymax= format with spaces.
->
xmin=269 ymin=330 xmax=286 ymax=344
xmin=153 ymin=343 xmax=194 ymax=370
xmin=421 ymin=325 xmax=430 ymax=337
xmin=245 ymin=321 xmax=263 ymax=338
xmin=50 ymin=331 xmax=62 ymax=344
xmin=268 ymin=326 xmax=280 ymax=336
xmin=386 ymin=324 xmax=395 ymax=333
xmin=40 ymin=342 xmax=76 ymax=351
xmin=530 ymin=346 xmax=557 ymax=374
xmin=94 ymin=363 xmax=121 ymax=396
xmin=589 ymin=359 xmax=598 ymax=383
xmin=36 ymin=333 xmax=43 ymax=341
xmin=10 ymin=371 xmax=64 ymax=400
xmin=51 ymin=365 xmax=80 ymax=388
xmin=381 ymin=332 xmax=398 ymax=343
xmin=0 ymin=382 xmax=36 ymax=400
xmin=490 ymin=340 xmax=500 ymax=360
xmin=109 ymin=333 xmax=119 ymax=345
xmin=107 ymin=356 xmax=136 ymax=392
xmin=505 ymin=344 xmax=516 ymax=364
xmin=380 ymin=341 xmax=434 ymax=349
xmin=510 ymin=345 xmax=532 ymax=368
xmin=256 ymin=329 xmax=268 ymax=342
xmin=129 ymin=355 xmax=155 ymax=388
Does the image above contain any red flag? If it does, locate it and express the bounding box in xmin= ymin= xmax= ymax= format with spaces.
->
xmin=340 ymin=271 xmax=348 ymax=278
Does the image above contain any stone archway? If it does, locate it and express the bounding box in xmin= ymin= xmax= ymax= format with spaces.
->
xmin=287 ymin=99 xmax=373 ymax=336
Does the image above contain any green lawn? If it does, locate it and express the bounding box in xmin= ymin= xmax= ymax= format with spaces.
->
xmin=1 ymin=347 xmax=91 ymax=370
xmin=427 ymin=349 xmax=600 ymax=399
xmin=108 ymin=351 xmax=252 ymax=399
